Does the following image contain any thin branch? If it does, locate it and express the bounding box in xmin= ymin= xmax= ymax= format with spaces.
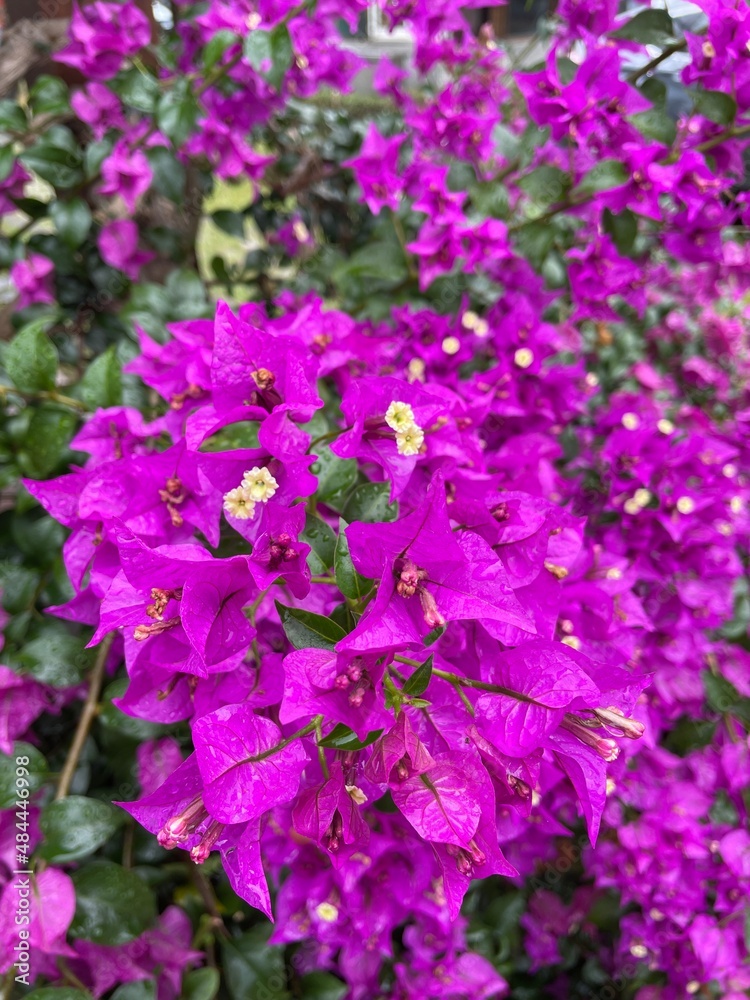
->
xmin=626 ymin=39 xmax=687 ymax=84
xmin=54 ymin=634 xmax=114 ymax=801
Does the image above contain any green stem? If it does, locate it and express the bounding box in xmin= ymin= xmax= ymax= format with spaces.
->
xmin=242 ymin=716 xmax=322 ymax=764
xmin=0 ymin=385 xmax=87 ymax=413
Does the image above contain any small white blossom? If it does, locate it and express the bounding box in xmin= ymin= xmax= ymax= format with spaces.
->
xmin=385 ymin=400 xmax=416 ymax=433
xmin=223 ymin=487 xmax=256 ymax=520
xmin=396 ymin=425 xmax=424 ymax=456
xmin=241 ymin=466 xmax=279 ymax=502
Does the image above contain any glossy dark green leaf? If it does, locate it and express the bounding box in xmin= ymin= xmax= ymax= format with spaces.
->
xmin=333 ymin=518 xmax=368 ymax=600
xmin=311 ymin=444 xmax=358 ymax=509
xmin=0 ymin=144 xmax=15 ymax=183
xmin=18 ymin=625 xmax=92 ymax=687
xmin=50 ymin=197 xmax=92 ymax=248
xmin=341 ymin=482 xmax=398 ymax=523
xmin=70 ymin=861 xmax=156 ymax=945
xmin=402 ymin=654 xmax=433 ymax=696
xmin=157 ymin=78 xmax=200 ymax=146
xmin=276 ymin=602 xmax=347 ymax=651
xmin=29 ymin=75 xmax=70 ymax=116
xmin=266 ymin=24 xmax=294 ymax=90
xmin=630 ymin=108 xmax=676 ymax=145
xmin=302 ymin=513 xmax=337 ymax=574
xmin=146 ymin=146 xmax=186 ymax=203
xmin=573 ymin=159 xmax=629 ymax=198
xmin=20 ymin=129 xmax=83 ymax=188
xmin=4 ymin=318 xmax=58 ymax=392
xmin=0 ymin=742 xmax=48 ymax=809
xmin=110 ymin=984 xmax=156 ymax=1000
xmin=115 ymin=68 xmax=161 ymax=112
xmin=603 ymin=208 xmax=638 ymax=257
xmin=517 ymin=164 xmax=568 ymax=206
xmin=221 ymin=927 xmax=289 ymax=1000
xmin=317 ymin=723 xmax=383 ymax=750
xmin=18 ymin=406 xmax=78 ymax=478
xmin=79 ymin=346 xmax=123 ymax=409
xmin=299 ymin=972 xmax=347 ymax=1000
xmin=693 ymin=89 xmax=737 ymax=126
xmin=611 ymin=9 xmax=674 ymax=45
xmin=39 ymin=796 xmax=123 ymax=863
xmin=703 ymin=670 xmax=750 ymax=725
xmin=244 ymin=30 xmax=273 ymax=73
xmin=183 ymin=968 xmax=221 ymax=1000
xmin=204 ymin=29 xmax=239 ymax=71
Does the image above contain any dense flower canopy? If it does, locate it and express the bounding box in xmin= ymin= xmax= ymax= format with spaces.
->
xmin=0 ymin=0 xmax=748 ymax=998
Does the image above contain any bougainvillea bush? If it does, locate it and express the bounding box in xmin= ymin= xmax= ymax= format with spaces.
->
xmin=0 ymin=0 xmax=749 ymax=996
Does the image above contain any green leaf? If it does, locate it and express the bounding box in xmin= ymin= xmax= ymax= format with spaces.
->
xmin=70 ymin=860 xmax=156 ymax=945
xmin=702 ymin=670 xmax=750 ymax=725
xmin=27 ymin=991 xmax=90 ymax=1000
xmin=39 ymin=796 xmax=123 ymax=863
xmin=423 ymin=624 xmax=446 ymax=647
xmin=302 ymin=513 xmax=337 ymax=574
xmin=710 ymin=789 xmax=740 ymax=826
xmin=402 ymin=654 xmax=433 ymax=696
xmin=0 ymin=742 xmax=48 ymax=809
xmin=0 ymin=144 xmax=16 ymax=184
xmin=115 ymin=68 xmax=161 ymax=112
xmin=85 ymin=138 xmax=114 ymax=180
xmin=4 ymin=317 xmax=58 ymax=391
xmin=111 ymin=984 xmax=156 ymax=1000
xmin=573 ymin=159 xmax=629 ymax=198
xmin=332 ymin=240 xmax=408 ymax=287
xmin=203 ymin=29 xmax=239 ymax=71
xmin=221 ymin=927 xmax=290 ymax=1000
xmin=0 ymin=99 xmax=28 ymax=132
xmin=662 ymin=716 xmax=716 ymax=757
xmin=517 ymin=165 xmax=568 ymax=206
xmin=603 ymin=208 xmax=638 ymax=257
xmin=157 ymin=78 xmax=200 ymax=146
xmin=275 ymin=602 xmax=347 ymax=651
xmin=693 ymin=89 xmax=737 ymax=126
xmin=244 ymin=30 xmax=273 ymax=73
xmin=0 ymin=561 xmax=40 ymax=614
xmin=18 ymin=625 xmax=92 ymax=687
xmin=342 ymin=482 xmax=398 ymax=523
xmin=267 ymin=24 xmax=294 ymax=90
xmin=13 ymin=197 xmax=50 ymax=220
xmin=146 ymin=146 xmax=186 ymax=203
xmin=299 ymin=972 xmax=347 ymax=1000
xmin=99 ymin=678 xmax=164 ymax=741
xmin=20 ymin=129 xmax=83 ymax=188
xmin=311 ymin=444 xmax=358 ymax=509
xmin=611 ymin=9 xmax=675 ymax=45
xmin=30 ymin=75 xmax=70 ymax=116
xmin=512 ymin=219 xmax=556 ymax=269
xmin=333 ymin=518 xmax=368 ymax=600
xmin=212 ymin=209 xmax=246 ymax=237
xmin=183 ymin=968 xmax=221 ymax=1000
xmin=79 ymin=345 xmax=123 ymax=409
xmin=630 ymin=108 xmax=676 ymax=145
xmin=317 ymin=723 xmax=383 ymax=751
xmin=19 ymin=406 xmax=78 ymax=478
xmin=50 ymin=197 xmax=92 ymax=248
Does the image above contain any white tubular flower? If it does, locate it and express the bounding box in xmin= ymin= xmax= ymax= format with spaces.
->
xmin=385 ymin=400 xmax=417 ymax=433
xmin=223 ymin=487 xmax=256 ymax=520
xmin=396 ymin=425 xmax=425 ymax=456
xmin=241 ymin=466 xmax=279 ymax=502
